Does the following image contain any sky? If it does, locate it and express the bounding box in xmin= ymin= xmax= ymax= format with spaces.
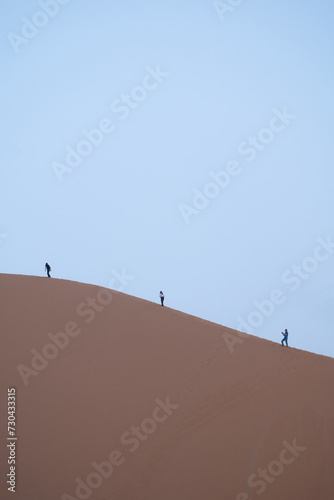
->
xmin=1 ymin=0 xmax=334 ymax=357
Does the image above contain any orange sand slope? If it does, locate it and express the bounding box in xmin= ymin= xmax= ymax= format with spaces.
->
xmin=1 ymin=273 xmax=334 ymax=500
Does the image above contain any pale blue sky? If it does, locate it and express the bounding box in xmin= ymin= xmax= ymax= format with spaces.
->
xmin=1 ymin=0 xmax=334 ymax=357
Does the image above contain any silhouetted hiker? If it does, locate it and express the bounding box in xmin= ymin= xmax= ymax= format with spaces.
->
xmin=159 ymin=291 xmax=164 ymax=306
xmin=281 ymin=329 xmax=288 ymax=346
xmin=45 ymin=263 xmax=51 ymax=278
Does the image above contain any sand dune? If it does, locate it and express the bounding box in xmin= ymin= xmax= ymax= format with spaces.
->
xmin=1 ymin=273 xmax=334 ymax=499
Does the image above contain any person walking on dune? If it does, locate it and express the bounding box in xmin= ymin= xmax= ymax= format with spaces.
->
xmin=159 ymin=291 xmax=165 ymax=306
xmin=45 ymin=263 xmax=51 ymax=278
xmin=281 ymin=329 xmax=288 ymax=346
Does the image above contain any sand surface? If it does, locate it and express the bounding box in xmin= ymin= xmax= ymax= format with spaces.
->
xmin=1 ymin=273 xmax=334 ymax=499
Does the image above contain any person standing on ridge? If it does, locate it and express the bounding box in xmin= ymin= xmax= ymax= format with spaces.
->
xmin=45 ymin=263 xmax=51 ymax=278
xmin=281 ymin=329 xmax=288 ymax=346
xmin=159 ymin=291 xmax=165 ymax=306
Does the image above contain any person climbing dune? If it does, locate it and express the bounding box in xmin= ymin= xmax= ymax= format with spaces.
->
xmin=281 ymin=329 xmax=288 ymax=346
xmin=159 ymin=291 xmax=165 ymax=306
xmin=45 ymin=263 xmax=51 ymax=278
